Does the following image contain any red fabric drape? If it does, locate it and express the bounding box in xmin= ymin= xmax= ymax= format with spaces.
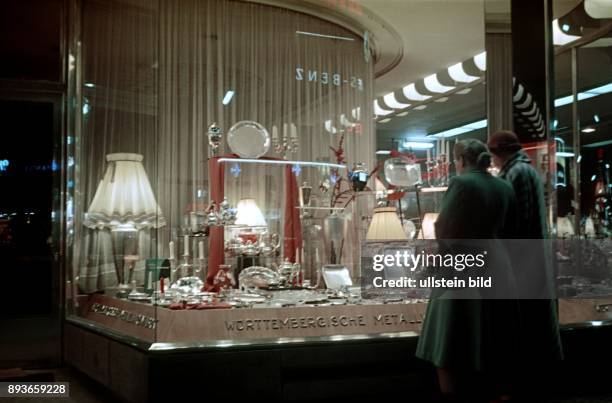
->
xmin=205 ymin=157 xmax=226 ymax=291
xmin=204 ymin=156 xmax=302 ymax=290
xmin=283 ymin=165 xmax=302 ymax=263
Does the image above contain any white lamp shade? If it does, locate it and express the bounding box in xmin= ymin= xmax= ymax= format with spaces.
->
xmin=235 ymin=198 xmax=267 ymax=227
xmin=417 ymin=213 xmax=439 ymax=239
xmin=84 ymin=153 xmax=165 ymax=229
xmin=366 ymin=207 xmax=408 ymax=240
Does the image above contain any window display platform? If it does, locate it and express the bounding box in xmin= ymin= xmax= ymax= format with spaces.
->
xmin=63 ymin=318 xmax=436 ymax=403
xmin=65 ymin=295 xmax=612 ymax=403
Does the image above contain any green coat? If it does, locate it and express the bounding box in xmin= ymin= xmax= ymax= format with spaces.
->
xmin=415 ymin=170 xmax=521 ymax=370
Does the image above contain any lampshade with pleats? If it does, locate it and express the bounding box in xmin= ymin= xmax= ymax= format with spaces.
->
xmin=84 ymin=153 xmax=165 ymax=230
xmin=366 ymin=207 xmax=408 ymax=240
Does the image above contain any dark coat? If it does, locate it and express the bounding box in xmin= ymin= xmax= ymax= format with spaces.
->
xmin=499 ymin=150 xmax=564 ymax=364
xmin=415 ymin=170 xmax=521 ymax=370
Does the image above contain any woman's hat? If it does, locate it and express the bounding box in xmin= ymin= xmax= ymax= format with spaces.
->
xmin=488 ymin=130 xmax=522 ymax=154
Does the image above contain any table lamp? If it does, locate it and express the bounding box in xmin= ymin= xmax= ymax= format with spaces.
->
xmin=366 ymin=207 xmax=408 ymax=241
xmin=84 ymin=153 xmax=165 ymax=295
xmin=235 ymin=198 xmax=267 ymax=228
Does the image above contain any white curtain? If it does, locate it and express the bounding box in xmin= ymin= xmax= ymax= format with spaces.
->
xmin=72 ymin=0 xmax=374 ymax=292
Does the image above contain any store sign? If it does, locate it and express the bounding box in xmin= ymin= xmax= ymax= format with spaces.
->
xmin=90 ymin=302 xmax=158 ymax=330
xmin=223 ymin=312 xmax=417 ymax=333
xmin=295 ymin=67 xmax=364 ymax=91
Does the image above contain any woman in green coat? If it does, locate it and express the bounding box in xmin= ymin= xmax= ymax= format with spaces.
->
xmin=415 ymin=139 xmax=520 ymax=401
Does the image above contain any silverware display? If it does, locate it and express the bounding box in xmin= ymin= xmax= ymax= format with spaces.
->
xmin=238 ymin=266 xmax=281 ymax=291
xmin=227 ymin=120 xmax=271 ymax=159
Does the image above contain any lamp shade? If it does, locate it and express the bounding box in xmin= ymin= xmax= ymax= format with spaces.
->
xmin=366 ymin=207 xmax=408 ymax=240
xmin=235 ymin=198 xmax=267 ymax=227
xmin=84 ymin=153 xmax=165 ymax=230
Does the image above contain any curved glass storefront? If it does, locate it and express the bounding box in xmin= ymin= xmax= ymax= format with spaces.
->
xmin=65 ymin=0 xmax=382 ymax=344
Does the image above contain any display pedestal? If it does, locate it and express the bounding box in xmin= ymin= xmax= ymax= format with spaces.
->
xmin=65 ymin=295 xmax=612 ymax=402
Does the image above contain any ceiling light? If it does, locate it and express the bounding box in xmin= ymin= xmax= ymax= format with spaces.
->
xmin=582 ymin=127 xmax=596 ymax=133
xmin=584 ymin=140 xmax=612 ymax=148
xmin=591 ymin=174 xmax=597 ymax=182
xmin=222 ymin=90 xmax=235 ymax=105
xmin=553 ymin=19 xmax=580 ymax=45
xmin=556 ymin=151 xmax=575 ymax=158
xmin=414 ymin=105 xmax=428 ymax=110
xmin=473 ymin=51 xmax=486 ymax=71
xmin=379 ymin=118 xmax=392 ymax=123
xmin=562 ymin=23 xmax=570 ymax=32
xmin=577 ymin=155 xmax=582 ymax=163
xmin=456 ymin=88 xmax=472 ymax=95
xmin=383 ymin=92 xmax=410 ymax=109
xmin=396 ymin=111 xmax=410 ymax=117
xmin=581 ymin=82 xmax=612 ymax=97
xmin=553 ymin=119 xmax=559 ymax=129
xmin=448 ymin=62 xmax=479 ymax=83
xmin=586 ymin=0 xmax=612 ymax=18
xmin=423 ymin=74 xmax=454 ymax=93
xmin=430 ymin=119 xmax=487 ymax=138
xmin=376 ymin=150 xmax=391 ymax=155
xmin=403 ymin=141 xmax=434 ymax=150
xmin=402 ymin=83 xmax=431 ymax=101
xmin=594 ymin=114 xmax=600 ymax=123
xmin=84 ymin=82 xmax=95 ymax=88
xmin=554 ymin=95 xmax=573 ymax=107
xmin=374 ymin=99 xmax=393 ymax=116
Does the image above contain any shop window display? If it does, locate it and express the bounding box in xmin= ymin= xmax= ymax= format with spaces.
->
xmin=63 ymin=0 xmax=444 ymax=345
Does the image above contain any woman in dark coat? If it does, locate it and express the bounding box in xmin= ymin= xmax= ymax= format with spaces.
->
xmin=488 ymin=130 xmax=563 ymax=399
xmin=415 ymin=139 xmax=520 ymax=402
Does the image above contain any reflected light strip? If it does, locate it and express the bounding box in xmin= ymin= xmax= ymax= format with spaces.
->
xmin=420 ymin=186 xmax=448 ymax=193
xmin=555 ymin=82 xmax=612 ymax=107
xmin=473 ymin=51 xmax=486 ymax=71
xmin=430 ymin=119 xmax=487 ymax=138
xmin=423 ymin=74 xmax=455 ymax=93
xmin=222 ymin=90 xmax=235 ymax=105
xmin=448 ymin=62 xmax=479 ymax=83
xmin=218 ymin=158 xmax=347 ymax=170
xmin=376 ymin=150 xmax=391 ymax=155
xmin=552 ymin=19 xmax=580 ymax=45
xmin=403 ymin=141 xmax=434 ymax=149
xmin=383 ymin=92 xmax=410 ymax=109
xmin=296 ymin=30 xmax=355 ymax=41
xmin=556 ymin=152 xmax=575 ymax=158
xmin=374 ymin=99 xmax=393 ymax=116
xmin=402 ymin=83 xmax=431 ymax=101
